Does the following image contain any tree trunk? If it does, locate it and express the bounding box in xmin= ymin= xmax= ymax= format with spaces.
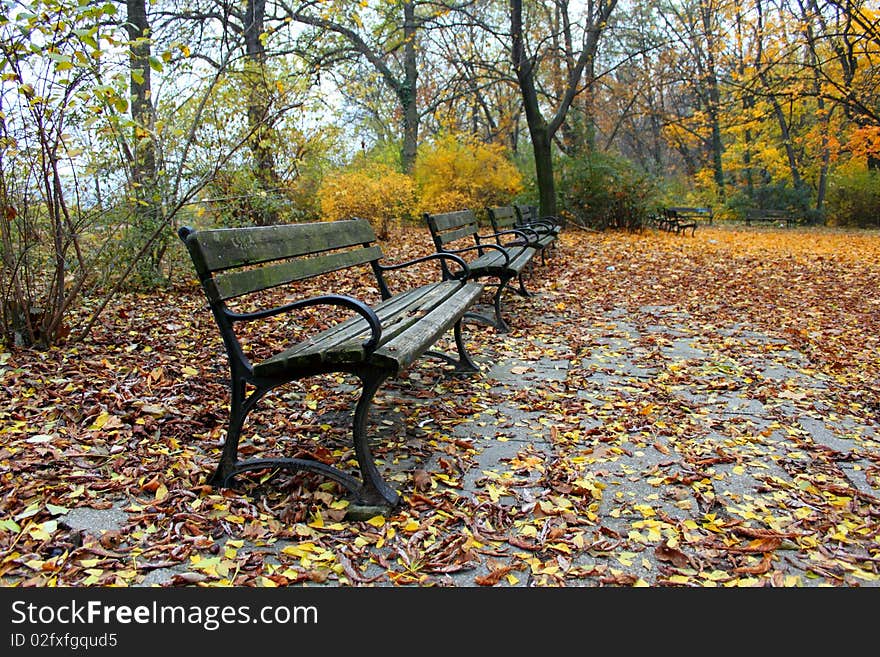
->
xmin=511 ymin=0 xmax=556 ymax=218
xmin=755 ymin=0 xmax=803 ymax=195
xmin=244 ymin=0 xmax=281 ymax=223
xmin=400 ymin=1 xmax=419 ymax=174
xmin=127 ymin=0 xmax=156 ymax=193
xmin=510 ymin=0 xmax=616 ymax=220
xmin=126 ymin=0 xmax=165 ymax=280
xmin=699 ymin=0 xmax=725 ymax=200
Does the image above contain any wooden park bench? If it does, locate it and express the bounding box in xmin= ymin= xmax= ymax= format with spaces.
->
xmin=666 ymin=206 xmax=713 ymax=225
xmin=178 ymin=218 xmax=484 ymax=516
xmin=659 ymin=207 xmax=698 ymax=236
xmin=486 ymin=205 xmax=556 ymax=265
xmin=745 ymin=208 xmax=796 ymax=228
xmin=514 ymin=204 xmax=564 ymax=244
xmin=425 ymin=208 xmax=537 ymax=333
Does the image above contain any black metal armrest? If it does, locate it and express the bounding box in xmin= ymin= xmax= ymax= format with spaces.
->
xmin=442 ymin=243 xmax=511 ymax=267
xmin=500 ymin=227 xmax=540 ymax=243
xmin=377 ymin=251 xmax=472 ymax=280
xmin=225 ymin=294 xmax=383 ymax=352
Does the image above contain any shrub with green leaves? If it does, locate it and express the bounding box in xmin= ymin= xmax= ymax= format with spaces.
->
xmin=556 ymin=152 xmax=659 ymax=231
xmin=825 ymin=170 xmax=880 ymax=228
xmin=725 ymin=182 xmax=816 ymax=223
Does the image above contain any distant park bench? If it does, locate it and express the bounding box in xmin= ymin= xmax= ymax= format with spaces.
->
xmin=486 ymin=205 xmax=556 ymax=265
xmin=663 ymin=206 xmax=713 ymax=236
xmin=666 ymin=206 xmax=714 ymax=225
xmin=178 ymin=218 xmax=484 ymax=516
xmin=745 ymin=208 xmax=797 ymax=228
xmin=652 ymin=206 xmax=707 ymax=236
xmin=425 ymin=208 xmax=537 ymax=333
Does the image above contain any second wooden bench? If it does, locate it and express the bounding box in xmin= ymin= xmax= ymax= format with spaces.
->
xmin=425 ymin=208 xmax=537 ymax=333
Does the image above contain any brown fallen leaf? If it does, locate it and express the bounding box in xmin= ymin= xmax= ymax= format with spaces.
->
xmin=654 ymin=543 xmax=690 ymax=568
xmin=141 ymin=476 xmax=161 ymax=492
xmin=733 ymin=554 xmax=773 ymax=575
xmin=474 ymin=564 xmax=516 ymax=586
xmin=413 ymin=469 xmax=432 ymax=491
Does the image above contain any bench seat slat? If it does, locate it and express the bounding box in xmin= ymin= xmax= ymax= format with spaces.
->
xmin=469 ymin=246 xmax=536 ymax=275
xmin=375 ymin=281 xmax=483 ymax=370
xmin=264 ymin=281 xmax=459 ymax=359
xmin=255 ymin=281 xmax=482 ymax=376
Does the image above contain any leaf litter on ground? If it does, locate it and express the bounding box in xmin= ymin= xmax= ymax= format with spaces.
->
xmin=0 ymin=224 xmax=878 ymax=587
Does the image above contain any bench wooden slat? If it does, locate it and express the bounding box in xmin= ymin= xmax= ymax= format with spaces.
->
xmin=374 ymin=281 xmax=483 ymax=370
xmin=468 ymin=250 xmax=510 ymax=272
xmin=209 ymin=245 xmax=384 ymax=301
xmin=431 ymin=225 xmax=478 ymax=247
xmin=258 ymin=281 xmax=471 ymax=374
xmin=427 ymin=209 xmax=479 ymax=232
xmin=187 ymin=220 xmax=377 ymax=271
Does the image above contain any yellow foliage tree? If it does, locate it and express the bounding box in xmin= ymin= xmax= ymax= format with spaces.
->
xmin=317 ymin=164 xmax=416 ymax=239
xmin=413 ymin=134 xmax=523 ymax=215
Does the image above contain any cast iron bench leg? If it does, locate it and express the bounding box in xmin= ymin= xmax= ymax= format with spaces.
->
xmin=425 ymin=320 xmax=480 ymax=373
xmin=462 ymin=275 xmax=513 ymax=333
xmin=350 ymin=369 xmax=401 ymax=510
xmin=516 ymin=272 xmax=532 ymax=298
xmin=207 ymin=367 xmax=401 ymax=513
xmin=208 ymin=376 xmax=266 ymax=487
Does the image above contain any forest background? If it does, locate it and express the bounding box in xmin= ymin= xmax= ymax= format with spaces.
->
xmin=1 ymin=0 xmax=879 ymax=349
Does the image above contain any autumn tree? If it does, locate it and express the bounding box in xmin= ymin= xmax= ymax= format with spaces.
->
xmin=0 ymin=1 xmax=130 ymax=346
xmin=285 ymin=1 xmax=474 ymax=174
xmin=509 ymin=0 xmax=618 ymax=219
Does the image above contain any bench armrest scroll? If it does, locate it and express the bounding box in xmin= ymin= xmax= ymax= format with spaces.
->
xmin=377 ymin=252 xmax=472 ymax=280
xmin=442 ymin=243 xmax=511 ymax=267
xmin=226 ymin=294 xmax=383 ymax=352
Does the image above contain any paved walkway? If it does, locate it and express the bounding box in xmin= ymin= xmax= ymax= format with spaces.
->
xmin=60 ymin=292 xmax=880 ymax=587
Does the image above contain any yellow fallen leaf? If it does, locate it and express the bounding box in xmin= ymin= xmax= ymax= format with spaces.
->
xmin=89 ymin=412 xmax=110 ymax=430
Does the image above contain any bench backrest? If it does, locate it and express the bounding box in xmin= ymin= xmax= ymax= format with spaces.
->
xmin=424 ymin=209 xmax=480 ymax=251
xmin=514 ymin=204 xmax=538 ymax=225
xmin=179 ymin=219 xmax=383 ymax=303
xmin=487 ymin=206 xmax=517 ymax=234
xmin=667 ymin=206 xmax=712 ymax=217
xmin=746 ymin=208 xmax=791 ymax=218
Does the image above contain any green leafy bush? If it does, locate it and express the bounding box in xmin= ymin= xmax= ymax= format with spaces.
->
xmin=202 ymin=168 xmax=298 ymax=226
xmin=824 ymin=170 xmax=880 ymax=228
xmin=725 ymin=182 xmax=818 ymax=224
xmin=556 ymin=152 xmax=659 ymax=231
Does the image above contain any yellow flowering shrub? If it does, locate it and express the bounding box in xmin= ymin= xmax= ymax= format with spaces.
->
xmin=317 ymin=164 xmax=416 ymax=239
xmin=414 ymin=134 xmax=523 ymax=214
